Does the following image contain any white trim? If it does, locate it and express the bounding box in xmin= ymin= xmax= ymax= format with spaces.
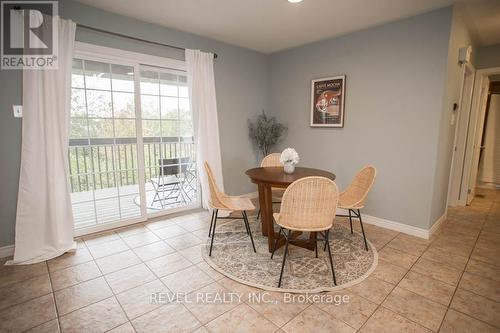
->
xmin=74 ymin=42 xmax=186 ymax=71
xmin=0 ymin=245 xmax=14 ymax=259
xmin=429 ymin=212 xmax=447 ymax=238
xmin=336 ymin=208 xmax=430 ymax=239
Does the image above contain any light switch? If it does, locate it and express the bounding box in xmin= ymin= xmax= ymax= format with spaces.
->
xmin=13 ymin=105 xmax=22 ymax=118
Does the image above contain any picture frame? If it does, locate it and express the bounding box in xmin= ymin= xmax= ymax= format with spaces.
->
xmin=310 ymin=75 xmax=346 ymax=128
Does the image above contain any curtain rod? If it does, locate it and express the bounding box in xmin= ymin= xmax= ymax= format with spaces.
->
xmin=11 ymin=6 xmax=218 ymax=59
xmin=77 ymin=24 xmax=218 ymax=59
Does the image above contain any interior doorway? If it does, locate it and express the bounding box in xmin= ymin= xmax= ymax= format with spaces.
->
xmin=449 ymin=66 xmax=500 ymax=206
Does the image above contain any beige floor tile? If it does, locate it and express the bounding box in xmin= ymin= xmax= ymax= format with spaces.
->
xmin=246 ymin=290 xmax=309 ymax=327
xmin=386 ymin=235 xmax=428 ymax=256
xmin=359 ymin=307 xmax=432 ymax=333
xmin=24 ymin=319 xmax=60 ymax=333
xmin=316 ymin=291 xmax=377 ymax=329
xmin=59 ymin=297 xmax=127 ymax=333
xmin=164 ymin=233 xmax=204 ymax=250
xmin=192 ymin=326 xmax=209 ymax=333
xmin=145 ymin=252 xmax=193 ymax=277
xmin=131 ymin=303 xmax=201 ymax=333
xmin=115 ymin=224 xmax=149 ymax=238
xmin=378 ymin=246 xmax=418 ymax=269
xmin=372 ymin=259 xmax=408 ymax=284
xmin=122 ymin=231 xmax=160 ymax=248
xmin=178 ymin=244 xmax=204 ymax=264
xmin=459 ymin=272 xmax=500 ymax=302
xmin=177 ymin=218 xmax=211 ymax=232
xmin=471 ymin=244 xmax=500 ymax=267
xmin=206 ymin=303 xmax=278 ymax=333
xmin=0 ymin=294 xmax=57 ymax=333
xmin=466 ymin=259 xmax=500 ymax=282
xmin=196 ymin=261 xmax=225 ymax=280
xmin=0 ymin=261 xmax=48 ymax=288
xmin=419 ymin=246 xmax=469 ymax=271
xmin=184 ymin=282 xmax=239 ymax=324
xmin=95 ymin=250 xmax=141 ymax=275
xmin=411 ymin=257 xmax=463 ymax=285
xmin=132 ymin=241 xmax=175 ymax=261
xmin=217 ymin=276 xmax=261 ymax=296
xmin=54 ymin=276 xmax=112 ymax=315
xmin=87 ymin=239 xmax=129 ymax=259
xmin=83 ymin=230 xmax=120 ymax=246
xmin=282 ymin=305 xmax=355 ymax=333
xmin=149 ymin=224 xmax=188 ymax=239
xmin=427 ymin=242 xmax=473 ymax=258
xmin=398 ymin=271 xmax=455 ymax=306
xmin=346 ymin=276 xmax=394 ymax=304
xmin=440 ymin=309 xmax=499 ymax=333
xmin=451 ymin=288 xmax=500 ymax=328
xmin=161 ymin=265 xmax=213 ymax=293
xmin=50 ymin=260 xmax=101 ymax=291
xmin=107 ymin=322 xmax=136 ymax=333
xmin=105 ymin=263 xmax=156 ymax=293
xmin=382 ymin=286 xmax=447 ymax=331
xmin=144 ymin=218 xmax=180 ymax=231
xmin=47 ymin=247 xmax=93 ymax=272
xmin=116 ymin=279 xmax=169 ymax=319
xmin=0 ymin=274 xmax=52 ymax=311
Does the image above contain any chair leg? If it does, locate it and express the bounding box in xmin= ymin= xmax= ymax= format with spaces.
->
xmin=325 ymin=229 xmax=337 ymax=286
xmin=209 ymin=209 xmax=219 ymax=256
xmin=208 ymin=209 xmax=215 ymax=237
xmin=271 ymin=227 xmax=283 ymax=259
xmin=256 ymin=209 xmax=261 ymax=219
xmin=349 ymin=209 xmax=353 ymax=234
xmin=315 ymin=232 xmax=318 ymax=258
xmin=358 ymin=209 xmax=368 ymax=251
xmin=243 ymin=211 xmax=256 ymax=253
xmin=278 ymin=229 xmax=291 ymax=288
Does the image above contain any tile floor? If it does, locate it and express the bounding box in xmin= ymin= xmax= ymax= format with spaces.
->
xmin=0 ymin=189 xmax=499 ymax=332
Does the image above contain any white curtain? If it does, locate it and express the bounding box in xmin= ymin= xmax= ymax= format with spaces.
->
xmin=185 ymin=49 xmax=225 ymax=210
xmin=6 ymin=16 xmax=76 ymax=265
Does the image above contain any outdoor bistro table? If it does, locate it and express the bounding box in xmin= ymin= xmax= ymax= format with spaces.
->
xmin=245 ymin=167 xmax=336 ymax=252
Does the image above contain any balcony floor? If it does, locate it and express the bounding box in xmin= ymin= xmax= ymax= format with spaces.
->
xmin=71 ymin=182 xmax=197 ymax=229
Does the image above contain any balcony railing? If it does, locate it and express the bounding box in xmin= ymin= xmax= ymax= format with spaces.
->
xmin=68 ymin=136 xmax=195 ymax=193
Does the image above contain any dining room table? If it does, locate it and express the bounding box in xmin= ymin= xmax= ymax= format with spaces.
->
xmin=245 ymin=166 xmax=336 ymax=252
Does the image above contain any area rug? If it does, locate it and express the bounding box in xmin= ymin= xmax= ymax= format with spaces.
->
xmin=202 ymin=217 xmax=378 ymax=293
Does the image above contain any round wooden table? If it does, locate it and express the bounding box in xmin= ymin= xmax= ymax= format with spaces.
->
xmin=245 ymin=167 xmax=336 ymax=252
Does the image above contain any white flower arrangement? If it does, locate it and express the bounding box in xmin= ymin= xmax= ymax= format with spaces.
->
xmin=280 ymin=148 xmax=300 ymax=165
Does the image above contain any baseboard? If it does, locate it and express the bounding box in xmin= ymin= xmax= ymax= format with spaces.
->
xmin=429 ymin=212 xmax=447 ymax=238
xmin=336 ymin=208 xmax=431 ymax=239
xmin=0 ymin=245 xmax=14 ymax=259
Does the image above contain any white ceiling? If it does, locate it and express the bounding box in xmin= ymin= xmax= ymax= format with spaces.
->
xmin=74 ymin=0 xmax=499 ymax=53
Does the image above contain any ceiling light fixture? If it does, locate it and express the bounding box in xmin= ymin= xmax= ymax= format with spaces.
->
xmin=288 ymin=0 xmax=303 ymax=3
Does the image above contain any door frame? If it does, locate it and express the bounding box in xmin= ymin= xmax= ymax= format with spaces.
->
xmin=73 ymin=42 xmax=200 ymax=237
xmin=447 ymin=62 xmax=476 ymax=206
xmin=465 ymin=67 xmax=500 ymax=202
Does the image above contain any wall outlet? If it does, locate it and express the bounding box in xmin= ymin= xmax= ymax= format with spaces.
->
xmin=13 ymin=105 xmax=22 ymax=118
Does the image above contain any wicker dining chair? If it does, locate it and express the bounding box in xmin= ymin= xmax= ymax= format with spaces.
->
xmin=256 ymin=153 xmax=284 ymax=219
xmin=204 ymin=162 xmax=256 ymax=256
xmin=337 ymin=165 xmax=377 ymax=251
xmin=271 ymin=176 xmax=339 ymax=287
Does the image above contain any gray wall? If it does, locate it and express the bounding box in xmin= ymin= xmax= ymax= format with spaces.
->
xmin=430 ymin=7 xmax=475 ymax=226
xmin=268 ymin=8 xmax=453 ymax=229
xmin=476 ymin=44 xmax=500 ymax=69
xmin=0 ymin=0 xmax=268 ymax=247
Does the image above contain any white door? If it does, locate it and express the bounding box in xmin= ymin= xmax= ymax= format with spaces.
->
xmin=448 ymin=64 xmax=475 ymax=206
xmin=466 ymin=76 xmax=490 ymax=203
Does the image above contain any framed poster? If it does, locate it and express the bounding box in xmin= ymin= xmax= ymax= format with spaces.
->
xmin=310 ymin=75 xmax=345 ymax=127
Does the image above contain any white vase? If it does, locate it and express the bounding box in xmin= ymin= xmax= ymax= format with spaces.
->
xmin=284 ymin=162 xmax=295 ymax=174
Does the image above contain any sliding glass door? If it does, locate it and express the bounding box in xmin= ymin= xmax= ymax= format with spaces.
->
xmin=69 ymin=54 xmax=198 ymax=233
xmin=139 ymin=67 xmax=197 ymax=215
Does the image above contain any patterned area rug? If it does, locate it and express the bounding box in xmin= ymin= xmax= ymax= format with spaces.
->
xmin=202 ymin=217 xmax=378 ymax=293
